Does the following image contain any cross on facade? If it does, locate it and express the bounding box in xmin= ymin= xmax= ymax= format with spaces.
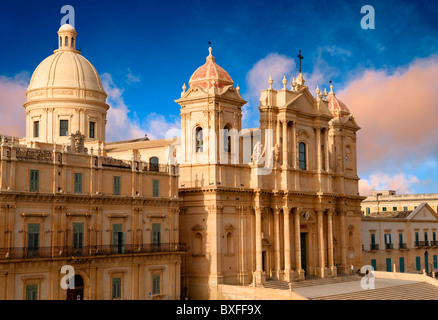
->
xmin=297 ymin=50 xmax=304 ymax=73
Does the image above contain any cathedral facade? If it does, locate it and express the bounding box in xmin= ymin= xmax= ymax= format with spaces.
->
xmin=0 ymin=23 xmax=364 ymax=300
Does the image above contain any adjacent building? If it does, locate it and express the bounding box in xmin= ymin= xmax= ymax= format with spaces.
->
xmin=361 ymin=202 xmax=438 ymax=274
xmin=362 ymin=190 xmax=438 ymax=215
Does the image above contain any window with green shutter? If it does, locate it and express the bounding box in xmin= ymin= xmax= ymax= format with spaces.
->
xmin=403 ymin=206 xmax=408 ymax=211
xmin=415 ymin=232 xmax=419 ymax=247
xmin=425 ymin=231 xmax=429 ymax=245
xmin=392 ymin=207 xmax=397 ymax=211
xmin=152 ymin=223 xmax=161 ymax=251
xmin=112 ymin=224 xmax=125 ymax=254
xmin=382 ymin=207 xmax=387 ymax=212
xmin=113 ymin=176 xmax=121 ymax=195
xmin=416 ymin=256 xmax=421 ymax=271
xmin=366 ymin=207 xmax=370 ymax=215
xmin=74 ymin=173 xmax=82 ymax=194
xmin=27 ymin=223 xmax=40 ymax=258
xmin=26 ymin=285 xmax=38 ymax=300
xmin=386 ymin=258 xmax=391 ymax=272
xmin=30 ymin=169 xmax=39 ymax=192
xmin=434 ymin=255 xmax=437 ymax=269
xmin=152 ymin=275 xmax=160 ymax=295
xmin=112 ymin=277 xmax=121 ymax=299
xmin=371 ymin=259 xmax=377 ymax=271
xmin=73 ymin=222 xmax=84 ymax=255
xmin=433 ymin=232 xmax=437 ymax=245
xmin=399 ymin=257 xmax=405 ymax=273
xmin=152 ymin=180 xmax=159 ymax=197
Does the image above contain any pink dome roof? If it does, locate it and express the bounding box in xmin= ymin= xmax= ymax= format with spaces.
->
xmin=326 ymin=85 xmax=350 ymax=119
xmin=189 ymin=47 xmax=233 ymax=90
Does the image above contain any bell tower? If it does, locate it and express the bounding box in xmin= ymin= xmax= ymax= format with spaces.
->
xmin=175 ymin=46 xmax=246 ymax=188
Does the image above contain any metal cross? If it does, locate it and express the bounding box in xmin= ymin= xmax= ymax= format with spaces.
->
xmin=297 ymin=50 xmax=304 ymax=73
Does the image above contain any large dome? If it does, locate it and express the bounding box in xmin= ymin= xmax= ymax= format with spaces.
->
xmin=188 ymin=47 xmax=233 ymax=90
xmin=26 ymin=24 xmax=107 ymax=101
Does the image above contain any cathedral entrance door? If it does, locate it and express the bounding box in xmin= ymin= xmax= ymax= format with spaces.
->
xmin=300 ymin=233 xmax=307 ymax=275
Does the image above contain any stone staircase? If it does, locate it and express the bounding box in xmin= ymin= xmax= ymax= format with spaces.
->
xmin=262 ymin=274 xmax=362 ymax=291
xmin=312 ymin=282 xmax=438 ymax=300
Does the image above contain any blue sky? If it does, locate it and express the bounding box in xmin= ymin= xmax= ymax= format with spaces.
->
xmin=0 ymin=0 xmax=438 ymax=195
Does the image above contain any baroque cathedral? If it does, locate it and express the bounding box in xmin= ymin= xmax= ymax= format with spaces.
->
xmin=0 ymin=23 xmax=364 ymax=300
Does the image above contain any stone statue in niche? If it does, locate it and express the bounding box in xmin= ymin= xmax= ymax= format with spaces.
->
xmin=273 ymin=143 xmax=280 ymax=165
xmin=252 ymin=141 xmax=262 ymax=164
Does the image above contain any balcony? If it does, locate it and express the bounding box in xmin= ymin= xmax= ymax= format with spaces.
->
xmin=384 ymin=243 xmax=394 ymax=250
xmin=398 ymin=243 xmax=407 ymax=249
xmin=370 ymin=244 xmax=379 ymax=251
xmin=0 ymin=243 xmax=187 ymax=260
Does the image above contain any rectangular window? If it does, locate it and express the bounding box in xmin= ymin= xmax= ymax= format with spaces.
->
xmin=30 ymin=169 xmax=39 ymax=192
xmin=152 ymin=180 xmax=159 ymax=197
xmin=152 ymin=223 xmax=161 ymax=251
xmin=112 ymin=224 xmax=125 ymax=254
xmin=434 ymin=255 xmax=438 ymax=269
xmin=366 ymin=207 xmax=370 ymax=215
xmin=392 ymin=206 xmax=397 ymax=211
xmin=399 ymin=257 xmax=405 ymax=273
xmin=113 ymin=176 xmax=121 ymax=195
xmin=382 ymin=207 xmax=387 ymax=212
xmin=399 ymin=233 xmax=404 ymax=248
xmin=433 ymin=232 xmax=437 ymax=245
xmin=152 ymin=275 xmax=160 ymax=295
xmin=416 ymin=256 xmax=421 ymax=271
xmin=89 ymin=122 xmax=95 ymax=139
xmin=74 ymin=173 xmax=82 ymax=194
xmin=403 ymin=206 xmax=408 ymax=211
xmin=112 ymin=277 xmax=122 ymax=299
xmin=60 ymin=120 xmax=69 ymax=136
xmin=27 ymin=223 xmax=40 ymax=258
xmin=371 ymin=259 xmax=377 ymax=271
xmin=415 ymin=232 xmax=419 ymax=247
xmin=425 ymin=231 xmax=429 ymax=245
xmin=386 ymin=258 xmax=391 ymax=272
xmin=33 ymin=121 xmax=39 ymax=138
xmin=26 ymin=285 xmax=38 ymax=300
xmin=73 ymin=222 xmax=84 ymax=255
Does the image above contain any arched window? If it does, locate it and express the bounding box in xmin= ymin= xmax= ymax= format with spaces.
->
xmin=299 ymin=142 xmax=306 ymax=170
xmin=59 ymin=37 xmax=62 ymax=47
xmin=65 ymin=36 xmax=68 ymax=47
xmin=149 ymin=156 xmax=159 ymax=172
xmin=195 ymin=127 xmax=203 ymax=153
xmin=223 ymin=125 xmax=231 ymax=153
xmin=71 ymin=37 xmax=75 ymax=48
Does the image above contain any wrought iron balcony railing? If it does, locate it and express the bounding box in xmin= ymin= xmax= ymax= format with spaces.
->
xmin=0 ymin=243 xmax=186 ymax=260
xmin=370 ymin=244 xmax=379 ymax=250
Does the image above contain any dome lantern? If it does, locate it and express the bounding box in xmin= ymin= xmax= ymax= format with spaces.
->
xmin=56 ymin=24 xmax=79 ymax=53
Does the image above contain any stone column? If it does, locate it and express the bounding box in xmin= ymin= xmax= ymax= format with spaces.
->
xmin=327 ymin=210 xmax=335 ymax=275
xmin=283 ymin=206 xmax=292 ymax=282
xmin=291 ymin=121 xmax=297 ymax=169
xmin=253 ymin=206 xmax=266 ymax=284
xmin=340 ymin=209 xmax=347 ymax=273
xmin=317 ymin=209 xmax=326 ymax=278
xmin=294 ymin=208 xmax=302 ymax=279
xmin=273 ymin=207 xmax=281 ymax=280
xmin=282 ymin=120 xmax=288 ymax=166
xmin=316 ymin=127 xmax=322 ymax=171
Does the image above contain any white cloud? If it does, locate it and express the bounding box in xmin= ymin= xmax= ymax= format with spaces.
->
xmin=0 ymin=72 xmax=29 ymax=138
xmin=126 ymin=68 xmax=141 ymax=84
xmin=359 ymin=172 xmax=420 ymax=196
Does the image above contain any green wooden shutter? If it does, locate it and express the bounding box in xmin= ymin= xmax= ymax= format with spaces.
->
xmin=386 ymin=258 xmax=391 ymax=272
xmin=113 ymin=176 xmax=121 ymax=195
xmin=112 ymin=224 xmax=125 ymax=253
xmin=399 ymin=233 xmax=403 ymax=248
xmin=27 ymin=223 xmax=40 ymax=257
xmin=73 ymin=223 xmax=84 ymax=253
xmin=433 ymin=255 xmax=437 ymax=269
xmin=152 ymin=223 xmax=161 ymax=251
xmin=399 ymin=257 xmax=405 ymax=273
xmin=26 ymin=285 xmax=38 ymax=300
xmin=153 ymin=180 xmax=159 ymax=197
xmin=416 ymin=256 xmax=421 ymax=271
xmin=152 ymin=275 xmax=160 ymax=295
xmin=425 ymin=254 xmax=429 ymax=274
xmin=30 ymin=170 xmax=39 ymax=192
xmin=415 ymin=232 xmax=419 ymax=246
xmin=371 ymin=259 xmax=377 ymax=271
xmin=74 ymin=173 xmax=82 ymax=194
